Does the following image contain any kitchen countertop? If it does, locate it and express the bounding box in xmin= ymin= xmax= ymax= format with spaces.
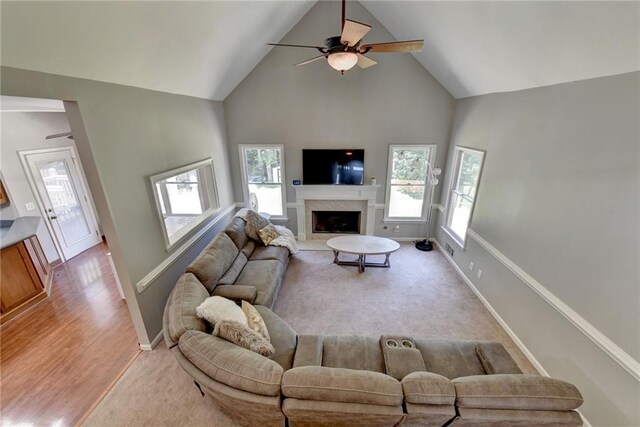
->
xmin=0 ymin=216 xmax=42 ymax=249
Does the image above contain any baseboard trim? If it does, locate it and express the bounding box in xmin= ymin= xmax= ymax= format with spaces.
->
xmin=391 ymin=237 xmax=425 ymax=242
xmin=466 ymin=229 xmax=640 ymax=382
xmin=140 ymin=331 xmax=164 ymax=351
xmin=135 ymin=204 xmax=238 ymax=293
xmin=431 ymin=238 xmax=548 ymax=375
xmin=431 ymin=238 xmax=592 ymax=427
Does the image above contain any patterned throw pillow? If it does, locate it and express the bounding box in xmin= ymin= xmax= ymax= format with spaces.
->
xmin=258 ymin=224 xmax=279 ymax=246
xmin=242 ymin=301 xmax=271 ymax=342
xmin=244 ymin=210 xmax=271 ymax=243
xmin=213 ymin=320 xmax=275 ymax=357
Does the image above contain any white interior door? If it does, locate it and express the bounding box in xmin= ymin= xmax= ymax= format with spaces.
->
xmin=23 ymin=148 xmax=101 ymax=260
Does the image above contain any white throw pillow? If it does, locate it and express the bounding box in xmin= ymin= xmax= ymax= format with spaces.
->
xmin=195 ymin=296 xmax=248 ymax=327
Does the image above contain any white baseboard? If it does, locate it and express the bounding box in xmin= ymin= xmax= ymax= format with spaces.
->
xmin=431 ymin=238 xmax=592 ymax=427
xmin=140 ymin=331 xmax=163 ymax=351
xmin=466 ymin=229 xmax=640 ymax=383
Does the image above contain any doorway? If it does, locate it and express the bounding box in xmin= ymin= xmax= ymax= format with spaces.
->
xmin=20 ymin=147 xmax=102 ymax=261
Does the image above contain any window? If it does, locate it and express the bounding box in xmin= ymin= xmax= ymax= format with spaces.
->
xmin=444 ymin=147 xmax=485 ymax=245
xmin=151 ymin=159 xmax=220 ymax=250
xmin=239 ymin=145 xmax=286 ymax=218
xmin=384 ymin=145 xmax=436 ymax=221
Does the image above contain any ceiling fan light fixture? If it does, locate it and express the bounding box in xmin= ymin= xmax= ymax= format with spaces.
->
xmin=327 ymin=51 xmax=358 ymax=72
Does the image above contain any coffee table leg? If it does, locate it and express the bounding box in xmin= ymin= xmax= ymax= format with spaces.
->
xmin=332 ymin=250 xmax=339 ymax=264
xmin=384 ymin=253 xmax=391 ymax=267
xmin=359 ymin=254 xmax=364 ymax=273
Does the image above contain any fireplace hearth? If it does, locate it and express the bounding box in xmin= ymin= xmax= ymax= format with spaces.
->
xmin=312 ymin=211 xmax=361 ymax=234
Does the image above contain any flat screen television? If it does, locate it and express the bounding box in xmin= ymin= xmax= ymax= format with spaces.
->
xmin=302 ymin=149 xmax=365 ymax=185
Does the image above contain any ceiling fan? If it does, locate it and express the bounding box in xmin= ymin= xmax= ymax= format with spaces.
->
xmin=268 ymin=0 xmax=424 ymax=74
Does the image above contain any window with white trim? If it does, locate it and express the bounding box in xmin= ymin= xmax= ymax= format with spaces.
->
xmin=384 ymin=145 xmax=436 ymax=221
xmin=239 ymin=145 xmax=287 ymax=218
xmin=444 ymin=147 xmax=485 ymax=245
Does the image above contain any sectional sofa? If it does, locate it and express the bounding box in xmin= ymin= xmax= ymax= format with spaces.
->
xmin=163 ymin=213 xmax=584 ymax=426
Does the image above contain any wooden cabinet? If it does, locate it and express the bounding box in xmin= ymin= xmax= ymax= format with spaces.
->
xmin=1 ymin=238 xmax=48 ymax=323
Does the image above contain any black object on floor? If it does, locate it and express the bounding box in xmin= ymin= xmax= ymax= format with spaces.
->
xmin=415 ymin=239 xmax=433 ymax=251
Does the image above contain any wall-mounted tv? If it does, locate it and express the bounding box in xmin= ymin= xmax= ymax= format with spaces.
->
xmin=302 ymin=149 xmax=365 ymax=185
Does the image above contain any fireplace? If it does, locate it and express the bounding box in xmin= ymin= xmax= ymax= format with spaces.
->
xmin=312 ymin=211 xmax=361 ymax=234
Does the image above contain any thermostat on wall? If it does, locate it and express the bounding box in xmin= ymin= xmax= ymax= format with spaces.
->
xmin=292 ymin=179 xmax=301 ymax=185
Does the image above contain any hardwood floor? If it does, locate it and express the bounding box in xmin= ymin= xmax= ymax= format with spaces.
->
xmin=0 ymin=242 xmax=140 ymax=426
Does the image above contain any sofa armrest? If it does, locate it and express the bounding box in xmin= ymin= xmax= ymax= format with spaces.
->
xmin=293 ymin=335 xmax=323 ymax=367
xmin=211 ymin=285 xmax=257 ymax=303
xmin=178 ymin=330 xmax=283 ymax=396
xmin=453 ymin=374 xmax=583 ymax=411
xmin=281 ymin=366 xmax=403 ymax=407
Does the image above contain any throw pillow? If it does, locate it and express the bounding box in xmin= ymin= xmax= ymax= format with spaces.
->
xmin=242 ymin=301 xmax=271 ymax=342
xmin=258 ymin=224 xmax=279 ymax=246
xmin=213 ymin=320 xmax=275 ymax=357
xmin=244 ymin=210 xmax=271 ymax=243
xmin=195 ymin=296 xmax=248 ymax=327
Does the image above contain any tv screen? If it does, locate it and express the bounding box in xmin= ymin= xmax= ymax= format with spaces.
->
xmin=303 ymin=149 xmax=365 ymax=185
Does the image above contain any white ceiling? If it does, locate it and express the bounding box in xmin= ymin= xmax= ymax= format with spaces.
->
xmin=0 ymin=96 xmax=65 ymax=112
xmin=1 ymin=1 xmax=638 ymax=100
xmin=361 ymin=1 xmax=640 ymax=98
xmin=1 ymin=1 xmax=315 ymax=101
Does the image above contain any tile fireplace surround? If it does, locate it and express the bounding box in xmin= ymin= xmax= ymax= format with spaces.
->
xmin=293 ymin=185 xmax=380 ymax=241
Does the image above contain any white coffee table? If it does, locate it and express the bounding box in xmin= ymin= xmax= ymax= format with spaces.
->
xmin=326 ymin=235 xmax=400 ymax=273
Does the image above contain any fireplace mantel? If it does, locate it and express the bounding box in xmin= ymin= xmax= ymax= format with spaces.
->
xmin=294 ymin=185 xmax=380 ymax=241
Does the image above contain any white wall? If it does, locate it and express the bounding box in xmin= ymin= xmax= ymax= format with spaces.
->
xmin=0 ymin=111 xmax=76 ymax=262
xmin=224 ymin=0 xmax=455 ymax=239
xmin=434 ymin=71 xmax=640 ymax=426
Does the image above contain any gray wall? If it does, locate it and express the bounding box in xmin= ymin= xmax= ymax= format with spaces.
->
xmin=224 ymin=0 xmax=455 ymax=239
xmin=0 ymin=111 xmax=77 ymax=262
xmin=1 ymin=67 xmax=236 ymax=344
xmin=434 ymin=72 xmax=640 ymax=426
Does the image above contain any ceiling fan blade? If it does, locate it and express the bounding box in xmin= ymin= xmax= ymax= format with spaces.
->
xmin=356 ymin=54 xmax=377 ymax=69
xmin=360 ymin=40 xmax=424 ymax=53
xmin=341 ymin=19 xmax=371 ymax=47
xmin=294 ymin=55 xmax=326 ymax=67
xmin=268 ymin=43 xmax=325 ymax=50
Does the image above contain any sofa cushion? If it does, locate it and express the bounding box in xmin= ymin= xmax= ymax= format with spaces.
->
xmin=211 ymin=285 xmax=257 ymax=304
xmin=241 ymin=240 xmax=256 ymax=258
xmin=322 ymin=335 xmax=385 ymax=373
xmin=401 ymin=372 xmax=456 ymax=405
xmin=166 ymin=273 xmax=209 ymax=344
xmin=255 ymin=305 xmax=297 ymax=371
xmin=453 ymin=374 xmax=584 ymax=411
xmin=178 ymin=330 xmax=283 ymax=396
xmin=293 ymin=335 xmax=324 ymax=368
xmin=414 ymin=338 xmax=485 ymax=379
xmin=234 ymin=260 xmax=284 ymax=307
xmin=187 ymin=233 xmax=239 ymax=292
xmin=475 ymin=342 xmax=523 ymax=375
xmin=244 ymin=210 xmax=271 ymax=242
xmin=217 ymin=253 xmax=248 ymax=286
xmin=249 ymin=245 xmax=290 ymax=264
xmin=282 ymin=366 xmax=403 ymax=406
xmin=223 ymin=217 xmax=248 ymax=250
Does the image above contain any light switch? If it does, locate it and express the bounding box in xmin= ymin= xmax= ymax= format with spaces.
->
xmin=469 ymin=262 xmax=474 ymax=271
xmin=25 ymin=202 xmax=36 ymax=211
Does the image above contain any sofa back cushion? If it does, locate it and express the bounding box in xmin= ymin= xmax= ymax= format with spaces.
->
xmin=166 ymin=273 xmax=210 ymax=344
xmin=187 ymin=232 xmax=239 ymax=292
xmin=322 ymin=335 xmax=385 ymax=373
xmin=414 ymin=338 xmax=486 ymax=379
xmin=217 ymin=253 xmax=248 ymax=286
xmin=179 ymin=330 xmax=284 ymax=396
xmin=224 ymin=217 xmax=249 ymax=250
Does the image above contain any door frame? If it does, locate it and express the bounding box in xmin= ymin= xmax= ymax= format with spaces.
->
xmin=18 ymin=146 xmax=101 ymax=262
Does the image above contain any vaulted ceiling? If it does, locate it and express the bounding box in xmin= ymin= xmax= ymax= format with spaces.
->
xmin=1 ymin=1 xmax=638 ymax=100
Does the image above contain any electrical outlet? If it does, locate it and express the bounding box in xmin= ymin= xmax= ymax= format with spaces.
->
xmin=394 ymin=225 xmax=400 ymax=233
xmin=445 ymin=243 xmax=454 ymax=256
xmin=477 ymin=269 xmax=483 ymax=279
xmin=469 ymin=262 xmax=474 ymax=271
xmin=25 ymin=202 xmax=36 ymax=211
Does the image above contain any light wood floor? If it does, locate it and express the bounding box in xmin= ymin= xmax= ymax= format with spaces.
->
xmin=0 ymin=242 xmax=140 ymax=426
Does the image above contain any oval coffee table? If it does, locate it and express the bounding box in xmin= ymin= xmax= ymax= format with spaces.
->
xmin=326 ymin=235 xmax=400 ymax=273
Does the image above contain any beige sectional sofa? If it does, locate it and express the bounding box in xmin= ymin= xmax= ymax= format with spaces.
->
xmin=163 ymin=214 xmax=584 ymax=426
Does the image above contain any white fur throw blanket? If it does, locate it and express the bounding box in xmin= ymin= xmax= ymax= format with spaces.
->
xmin=235 ymin=209 xmax=298 ymax=254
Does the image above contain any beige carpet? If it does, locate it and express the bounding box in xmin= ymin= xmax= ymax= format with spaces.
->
xmin=83 ymin=244 xmax=536 ymax=426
